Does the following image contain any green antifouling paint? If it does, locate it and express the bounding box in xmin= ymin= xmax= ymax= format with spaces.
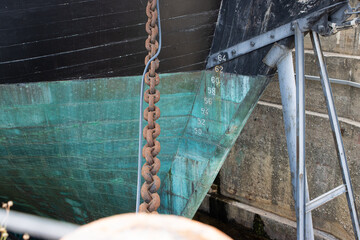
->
xmin=0 ymin=71 xmax=269 ymax=224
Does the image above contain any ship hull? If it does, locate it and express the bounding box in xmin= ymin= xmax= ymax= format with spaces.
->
xmin=0 ymin=0 xmax=220 ymax=84
xmin=0 ymin=71 xmax=269 ymax=223
xmin=0 ymin=0 xmax=349 ymax=224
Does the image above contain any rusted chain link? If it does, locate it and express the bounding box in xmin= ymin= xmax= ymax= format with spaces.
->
xmin=139 ymin=0 xmax=161 ymax=213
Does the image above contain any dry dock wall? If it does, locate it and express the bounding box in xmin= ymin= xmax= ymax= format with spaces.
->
xmin=200 ymin=24 xmax=360 ymax=240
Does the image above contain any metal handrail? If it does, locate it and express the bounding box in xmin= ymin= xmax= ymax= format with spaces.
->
xmin=305 ymin=75 xmax=360 ymax=89
xmin=0 ymin=209 xmax=78 ymax=239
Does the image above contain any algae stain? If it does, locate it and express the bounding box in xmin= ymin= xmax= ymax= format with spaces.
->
xmin=235 ymin=149 xmax=245 ymax=165
xmin=65 ymin=198 xmax=81 ymax=207
xmin=253 ymin=214 xmax=270 ymax=239
xmin=110 ymin=178 xmax=125 ymax=184
xmin=65 ymin=198 xmax=88 ymax=222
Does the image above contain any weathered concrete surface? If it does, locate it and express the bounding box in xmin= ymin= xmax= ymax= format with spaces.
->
xmin=199 ymin=194 xmax=339 ymax=240
xmin=217 ymin=103 xmax=359 ymax=240
xmin=201 ymin=26 xmax=360 ymax=239
xmin=304 ymin=25 xmax=360 ymax=56
xmin=262 ymin=51 xmax=360 ymax=122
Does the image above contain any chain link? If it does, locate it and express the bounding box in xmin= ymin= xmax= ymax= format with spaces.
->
xmin=139 ymin=0 xmax=161 ymax=213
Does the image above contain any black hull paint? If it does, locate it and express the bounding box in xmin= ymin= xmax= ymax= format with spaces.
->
xmin=0 ymin=0 xmax=347 ymax=84
xmin=210 ymin=0 xmax=347 ymax=76
xmin=0 ymin=0 xmax=221 ymax=84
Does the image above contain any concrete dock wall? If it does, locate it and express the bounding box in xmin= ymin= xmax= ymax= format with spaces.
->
xmin=200 ymin=24 xmax=360 ymax=240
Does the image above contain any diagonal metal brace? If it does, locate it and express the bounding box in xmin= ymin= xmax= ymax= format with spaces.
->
xmin=206 ymin=2 xmax=347 ymax=69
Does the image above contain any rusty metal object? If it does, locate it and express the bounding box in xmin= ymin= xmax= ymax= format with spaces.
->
xmin=140 ymin=0 xmax=161 ymax=213
xmin=61 ymin=213 xmax=233 ymax=240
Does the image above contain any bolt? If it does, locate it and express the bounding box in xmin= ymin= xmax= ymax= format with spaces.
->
xmin=213 ymin=57 xmax=217 ymax=62
xmin=250 ymin=41 xmax=255 ymax=47
xmin=270 ymin=34 xmax=275 ymax=39
xmin=318 ymin=25 xmax=325 ymax=34
xmin=231 ymin=49 xmax=236 ymax=55
xmin=291 ymin=23 xmax=295 ymax=31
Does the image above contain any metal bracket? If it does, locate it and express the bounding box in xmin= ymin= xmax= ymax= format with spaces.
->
xmin=206 ymin=2 xmax=347 ymax=69
xmin=206 ymin=22 xmax=296 ymax=69
xmin=328 ymin=17 xmax=360 ymax=34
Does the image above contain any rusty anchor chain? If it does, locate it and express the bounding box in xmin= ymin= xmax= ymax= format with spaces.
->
xmin=139 ymin=0 xmax=161 ymax=213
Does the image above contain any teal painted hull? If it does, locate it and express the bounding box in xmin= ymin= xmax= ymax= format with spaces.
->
xmin=0 ymin=71 xmax=269 ymax=224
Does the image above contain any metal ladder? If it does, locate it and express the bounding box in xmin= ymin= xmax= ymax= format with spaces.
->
xmin=294 ymin=22 xmax=360 ymax=240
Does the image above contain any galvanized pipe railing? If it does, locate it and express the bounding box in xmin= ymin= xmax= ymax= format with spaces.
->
xmin=0 ymin=209 xmax=78 ymax=240
xmin=311 ymin=31 xmax=360 ymax=239
xmin=294 ymin=21 xmax=306 ymax=240
xmin=263 ymin=44 xmax=314 ymax=240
